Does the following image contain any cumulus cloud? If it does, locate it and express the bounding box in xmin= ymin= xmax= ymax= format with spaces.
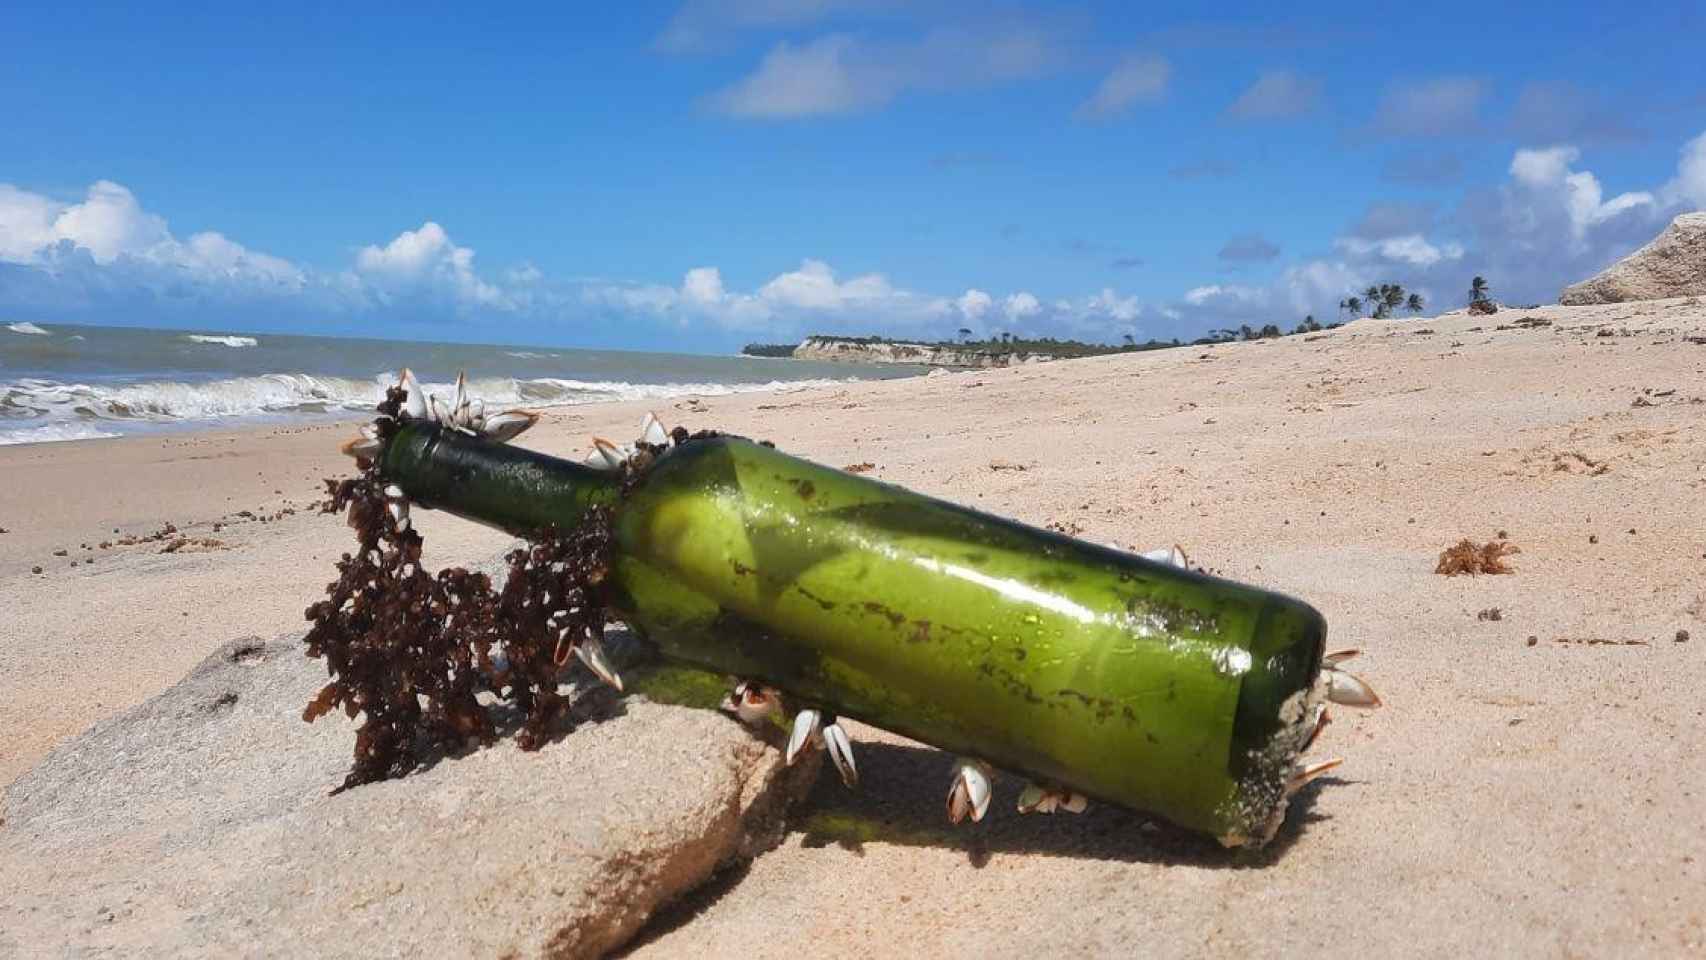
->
xmin=1225 ymin=70 xmax=1321 ymax=120
xmin=0 ymin=180 xmax=301 ymax=288
xmin=954 ymin=288 xmax=993 ymax=320
xmin=1660 ymin=130 xmax=1706 ymax=209
xmin=1078 ymin=54 xmax=1171 ymax=119
xmin=355 ymin=221 xmax=507 ymax=307
xmin=1003 ymin=291 xmax=1040 ymax=319
xmin=1369 ymin=76 xmax=1485 ymax=138
xmin=707 ymin=23 xmax=1064 ymax=118
xmin=1507 ymin=146 xmax=1654 ymax=240
xmin=580 ymin=258 xmax=951 ymax=333
xmin=1272 ymin=134 xmax=1696 ymax=323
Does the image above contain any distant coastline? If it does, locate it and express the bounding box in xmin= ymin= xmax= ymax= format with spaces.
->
xmin=743 ymin=333 xmax=1186 ymax=368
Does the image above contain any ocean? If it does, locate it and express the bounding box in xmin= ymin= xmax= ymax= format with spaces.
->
xmin=0 ymin=322 xmax=922 ymax=446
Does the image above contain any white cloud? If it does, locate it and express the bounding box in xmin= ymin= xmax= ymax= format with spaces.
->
xmin=1003 ymin=291 xmax=1040 ymax=319
xmin=1183 ymin=284 xmax=1263 ymax=306
xmin=1079 ymin=54 xmax=1170 ymax=119
xmin=1369 ymin=76 xmax=1485 ymax=137
xmin=1334 ymin=233 xmax=1464 ymax=267
xmin=581 ymin=258 xmax=951 ymax=333
xmin=1080 ymin=287 xmax=1141 ymax=321
xmin=1661 ymin=130 xmax=1706 ymax=209
xmin=709 ymin=36 xmax=885 ymax=117
xmin=759 ymin=258 xmax=902 ymax=310
xmin=355 ymin=221 xmax=506 ymax=307
xmin=1225 ymin=70 xmax=1321 ymax=120
xmin=708 ymin=24 xmax=1064 ymax=118
xmin=0 ymin=180 xmax=301 ymax=288
xmin=682 ymin=265 xmax=726 ymax=305
xmin=1508 ymin=146 xmax=1654 ymax=239
xmin=954 ymin=288 xmax=992 ymax=320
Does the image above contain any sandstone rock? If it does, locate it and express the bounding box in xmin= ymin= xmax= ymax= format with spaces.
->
xmin=0 ymin=635 xmax=815 ymax=959
xmin=1560 ymin=212 xmax=1706 ymax=304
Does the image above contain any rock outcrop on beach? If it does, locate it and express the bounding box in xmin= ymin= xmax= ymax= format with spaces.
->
xmin=793 ymin=336 xmax=1056 ymax=368
xmin=1560 ymin=211 xmax=1706 ymax=304
xmin=0 ymin=635 xmax=815 ymax=959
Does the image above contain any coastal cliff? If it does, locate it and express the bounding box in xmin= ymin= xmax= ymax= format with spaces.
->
xmin=791 ymin=336 xmax=1057 ymax=368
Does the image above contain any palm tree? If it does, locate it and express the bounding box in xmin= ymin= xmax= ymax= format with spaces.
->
xmin=1238 ymin=324 xmax=1255 ymax=341
xmin=1406 ymin=293 xmax=1424 ymax=314
xmin=1468 ymin=276 xmax=1489 ymax=305
xmin=957 ymin=327 xmax=973 ymax=343
xmin=1345 ymin=295 xmax=1363 ymax=318
xmin=1379 ymin=284 xmax=1405 ymax=319
xmin=1364 ymin=285 xmax=1381 ymax=315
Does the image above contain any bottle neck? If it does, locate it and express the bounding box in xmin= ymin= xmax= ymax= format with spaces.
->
xmin=380 ymin=422 xmax=619 ymax=537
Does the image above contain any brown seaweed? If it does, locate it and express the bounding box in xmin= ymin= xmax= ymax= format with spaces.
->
xmin=302 ymin=387 xmax=616 ymax=790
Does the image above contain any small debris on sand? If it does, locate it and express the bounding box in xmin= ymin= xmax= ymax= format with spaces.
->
xmin=1553 ymin=637 xmax=1649 ymax=647
xmin=1552 ymin=451 xmax=1609 ymax=475
xmin=989 ymin=459 xmax=1029 ymax=471
xmin=1436 ymin=539 xmax=1521 ymax=576
xmin=1677 ymin=630 xmax=1691 ymax=643
xmin=842 ymin=462 xmax=876 ymax=474
xmin=159 ymin=537 xmax=229 ymax=555
xmin=1477 ymin=608 xmax=1504 ymax=621
xmin=1526 ymin=635 xmax=1539 ymax=647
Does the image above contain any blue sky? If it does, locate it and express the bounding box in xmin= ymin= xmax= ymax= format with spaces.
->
xmin=3 ymin=1 xmax=1704 ymax=351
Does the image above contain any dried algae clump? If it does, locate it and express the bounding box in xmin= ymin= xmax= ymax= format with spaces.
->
xmin=1435 ymin=538 xmax=1521 ymax=576
xmin=301 ymin=387 xmax=617 ymax=790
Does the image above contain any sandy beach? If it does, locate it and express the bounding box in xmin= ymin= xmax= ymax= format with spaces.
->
xmin=4 ymin=298 xmax=1704 ymax=955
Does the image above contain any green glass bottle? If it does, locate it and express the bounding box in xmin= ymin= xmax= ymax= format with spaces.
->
xmin=376 ymin=414 xmax=1374 ymax=846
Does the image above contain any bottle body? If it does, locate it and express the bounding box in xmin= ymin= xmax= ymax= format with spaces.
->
xmin=382 ymin=424 xmax=1327 ymax=841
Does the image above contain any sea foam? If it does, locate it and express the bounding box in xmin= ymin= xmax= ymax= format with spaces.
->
xmin=185 ymin=334 xmax=259 ymax=347
xmin=0 ymin=371 xmax=852 ymax=445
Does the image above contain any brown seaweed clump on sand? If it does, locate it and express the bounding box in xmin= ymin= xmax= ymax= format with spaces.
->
xmin=301 ymin=388 xmax=616 ymax=790
xmin=1435 ymin=538 xmax=1521 ymax=576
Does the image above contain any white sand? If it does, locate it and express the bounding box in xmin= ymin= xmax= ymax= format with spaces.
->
xmin=4 ymin=297 xmax=1704 ymax=954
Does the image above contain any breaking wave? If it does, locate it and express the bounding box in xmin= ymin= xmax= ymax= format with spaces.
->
xmin=7 ymin=322 xmax=51 ymax=336
xmin=185 ymin=334 xmax=259 ymax=347
xmin=0 ymin=371 xmax=847 ymax=445
xmin=0 ymin=422 xmax=120 ymax=445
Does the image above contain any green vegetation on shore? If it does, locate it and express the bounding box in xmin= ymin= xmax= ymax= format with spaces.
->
xmin=738 ymin=279 xmax=1457 ymax=360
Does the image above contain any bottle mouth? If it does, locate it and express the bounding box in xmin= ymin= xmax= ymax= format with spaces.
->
xmin=1217 ymin=596 xmax=1328 ymax=845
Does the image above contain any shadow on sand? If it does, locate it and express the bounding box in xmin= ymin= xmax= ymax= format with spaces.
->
xmin=617 ymin=731 xmax=1351 ymax=955
xmin=789 ymin=738 xmax=1340 ymax=870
